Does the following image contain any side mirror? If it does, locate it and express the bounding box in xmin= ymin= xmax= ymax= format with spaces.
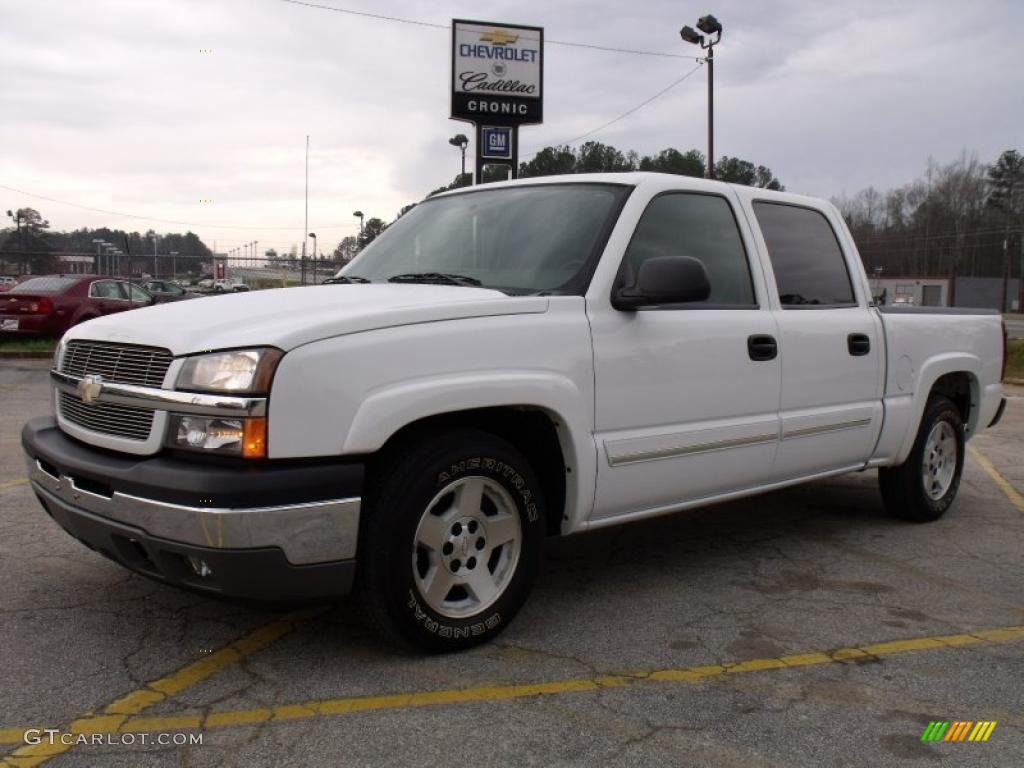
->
xmin=612 ymin=256 xmax=711 ymax=310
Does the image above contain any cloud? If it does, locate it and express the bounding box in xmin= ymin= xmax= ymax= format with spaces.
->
xmin=1 ymin=0 xmax=1021 ymax=253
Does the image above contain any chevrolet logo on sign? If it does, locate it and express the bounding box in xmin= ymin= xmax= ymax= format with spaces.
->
xmin=479 ymin=30 xmax=519 ymax=46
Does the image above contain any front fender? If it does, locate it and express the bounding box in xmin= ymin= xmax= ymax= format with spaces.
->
xmin=343 ymin=371 xmax=596 ymax=532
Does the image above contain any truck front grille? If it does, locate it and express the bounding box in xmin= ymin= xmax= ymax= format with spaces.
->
xmin=58 ymin=392 xmax=154 ymax=441
xmin=58 ymin=341 xmax=172 ymax=442
xmin=61 ymin=340 xmax=172 ymax=388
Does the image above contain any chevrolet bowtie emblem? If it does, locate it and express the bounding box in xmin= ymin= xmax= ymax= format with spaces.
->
xmin=480 ymin=30 xmax=519 ymax=46
xmin=77 ymin=374 xmax=104 ymax=404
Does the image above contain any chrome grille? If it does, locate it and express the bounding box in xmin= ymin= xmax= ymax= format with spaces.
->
xmin=58 ymin=392 xmax=154 ymax=441
xmin=58 ymin=341 xmax=171 ymax=442
xmin=61 ymin=341 xmax=172 ymax=388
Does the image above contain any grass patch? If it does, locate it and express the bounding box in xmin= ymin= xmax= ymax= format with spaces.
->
xmin=0 ymin=337 xmax=57 ymax=354
xmin=1007 ymin=338 xmax=1024 ymax=381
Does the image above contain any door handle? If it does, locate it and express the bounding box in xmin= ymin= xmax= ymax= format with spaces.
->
xmin=748 ymin=334 xmax=778 ymax=361
xmin=848 ymin=333 xmax=871 ymax=356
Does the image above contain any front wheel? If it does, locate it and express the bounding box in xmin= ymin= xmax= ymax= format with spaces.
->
xmin=356 ymin=429 xmax=545 ymax=652
xmin=879 ymin=395 xmax=964 ymax=522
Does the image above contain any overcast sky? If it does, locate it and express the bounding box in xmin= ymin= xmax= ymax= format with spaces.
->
xmin=1 ymin=0 xmax=1021 ymax=255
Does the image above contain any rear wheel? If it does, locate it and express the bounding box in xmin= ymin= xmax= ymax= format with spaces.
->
xmin=879 ymin=395 xmax=964 ymax=522
xmin=356 ymin=429 xmax=545 ymax=652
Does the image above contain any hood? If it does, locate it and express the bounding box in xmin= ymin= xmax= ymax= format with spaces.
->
xmin=64 ymin=284 xmax=549 ymax=355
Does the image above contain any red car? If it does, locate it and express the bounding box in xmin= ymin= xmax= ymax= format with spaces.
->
xmin=0 ymin=275 xmax=154 ymax=338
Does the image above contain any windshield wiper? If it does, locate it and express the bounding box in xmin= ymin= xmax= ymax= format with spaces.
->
xmin=325 ymin=275 xmax=372 ymax=284
xmin=387 ymin=272 xmax=482 ymax=287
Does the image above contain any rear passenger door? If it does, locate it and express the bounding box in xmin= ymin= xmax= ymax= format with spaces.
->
xmin=89 ymin=280 xmax=129 ymax=315
xmin=748 ymin=200 xmax=884 ymax=478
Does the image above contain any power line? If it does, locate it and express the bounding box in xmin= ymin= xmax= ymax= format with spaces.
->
xmin=522 ymin=61 xmax=705 ymax=155
xmin=0 ymin=183 xmax=360 ymax=231
xmin=279 ymin=0 xmax=701 ymax=61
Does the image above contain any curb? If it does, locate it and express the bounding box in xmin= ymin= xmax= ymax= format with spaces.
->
xmin=0 ymin=351 xmax=54 ymax=360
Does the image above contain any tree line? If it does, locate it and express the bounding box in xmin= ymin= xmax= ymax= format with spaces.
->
xmin=330 ymin=142 xmax=785 ymax=262
xmin=833 ymin=149 xmax=1023 ymax=279
xmin=1 ymin=207 xmax=212 ymax=274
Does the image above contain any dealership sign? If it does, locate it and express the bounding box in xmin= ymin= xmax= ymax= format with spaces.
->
xmin=451 ymin=20 xmax=544 ymax=126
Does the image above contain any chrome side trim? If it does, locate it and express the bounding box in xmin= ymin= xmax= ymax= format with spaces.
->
xmin=50 ymin=369 xmax=267 ymax=418
xmin=28 ymin=458 xmax=359 ymax=564
xmin=606 ymin=432 xmax=777 ymax=467
xmin=781 ymin=418 xmax=873 ymax=441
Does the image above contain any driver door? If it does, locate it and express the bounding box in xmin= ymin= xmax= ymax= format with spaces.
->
xmin=587 ymin=190 xmax=782 ymax=521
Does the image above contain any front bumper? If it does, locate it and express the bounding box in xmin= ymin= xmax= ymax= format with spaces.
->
xmin=22 ymin=417 xmax=364 ymax=600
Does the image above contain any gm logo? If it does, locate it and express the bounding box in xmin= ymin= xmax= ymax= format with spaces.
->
xmin=481 ymin=127 xmax=513 ymax=160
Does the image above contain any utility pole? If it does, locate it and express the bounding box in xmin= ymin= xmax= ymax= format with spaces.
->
xmin=153 ymin=234 xmax=159 ymax=277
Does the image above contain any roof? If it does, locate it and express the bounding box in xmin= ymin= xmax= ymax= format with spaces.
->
xmin=431 ymin=171 xmax=827 ymax=209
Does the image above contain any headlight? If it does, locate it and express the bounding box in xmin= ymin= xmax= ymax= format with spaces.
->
xmin=176 ymin=348 xmax=282 ymax=394
xmin=169 ymin=415 xmax=267 ymax=459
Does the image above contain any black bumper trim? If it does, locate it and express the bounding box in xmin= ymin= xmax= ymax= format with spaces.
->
xmin=36 ymin=488 xmax=354 ymax=600
xmin=22 ymin=417 xmax=364 ymax=509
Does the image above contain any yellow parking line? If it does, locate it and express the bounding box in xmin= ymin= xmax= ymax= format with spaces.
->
xmin=3 ymin=623 xmax=1017 ymax=747
xmin=968 ymin=444 xmax=1024 ymax=513
xmin=0 ymin=608 xmax=323 ymax=767
xmin=0 ymin=478 xmax=27 ymax=492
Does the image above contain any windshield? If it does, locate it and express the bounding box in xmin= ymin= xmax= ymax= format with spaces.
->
xmin=341 ymin=183 xmax=630 ymax=294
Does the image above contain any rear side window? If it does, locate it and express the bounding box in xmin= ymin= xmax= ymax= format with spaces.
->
xmin=753 ymin=202 xmax=855 ymax=307
xmin=9 ymin=277 xmax=78 ymax=294
xmin=622 ymin=193 xmax=755 ymax=306
xmin=90 ymin=281 xmax=127 ymax=299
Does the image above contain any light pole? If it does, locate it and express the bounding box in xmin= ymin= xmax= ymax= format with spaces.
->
xmin=680 ymin=14 xmax=723 ymax=180
xmin=170 ymin=251 xmax=179 ymax=279
xmin=448 ymin=134 xmax=469 ymax=180
xmin=308 ymin=232 xmax=317 ymax=280
xmin=92 ymin=238 xmax=105 ymax=274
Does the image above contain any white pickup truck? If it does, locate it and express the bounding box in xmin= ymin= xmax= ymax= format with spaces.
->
xmin=23 ymin=173 xmax=1007 ymax=651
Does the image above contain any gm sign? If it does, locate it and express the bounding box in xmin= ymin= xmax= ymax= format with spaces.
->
xmin=451 ymin=19 xmax=543 ymax=125
xmin=481 ymin=127 xmax=513 ymax=160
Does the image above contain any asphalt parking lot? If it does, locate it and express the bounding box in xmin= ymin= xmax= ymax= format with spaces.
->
xmin=1 ymin=358 xmax=1022 ymax=767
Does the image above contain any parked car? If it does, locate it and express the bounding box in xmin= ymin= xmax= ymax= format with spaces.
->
xmin=22 ymin=174 xmax=1006 ymax=652
xmin=1 ymin=275 xmax=153 ymax=337
xmin=137 ymin=279 xmax=199 ymax=303
xmin=213 ymin=278 xmax=249 ymax=293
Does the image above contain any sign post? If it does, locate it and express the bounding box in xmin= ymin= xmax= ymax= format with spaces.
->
xmin=450 ymin=19 xmax=543 ymax=183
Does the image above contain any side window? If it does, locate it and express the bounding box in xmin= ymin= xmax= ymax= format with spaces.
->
xmin=90 ymin=281 xmax=125 ymax=299
xmin=622 ymin=193 xmax=755 ymax=306
xmin=752 ymin=202 xmax=856 ymax=307
xmin=125 ymin=283 xmax=150 ymax=302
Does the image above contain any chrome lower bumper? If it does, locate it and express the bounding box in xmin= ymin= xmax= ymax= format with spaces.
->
xmin=27 ymin=458 xmax=361 ymax=565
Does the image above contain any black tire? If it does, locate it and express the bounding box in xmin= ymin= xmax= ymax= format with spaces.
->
xmin=355 ymin=428 xmax=545 ymax=652
xmin=879 ymin=395 xmax=964 ymax=522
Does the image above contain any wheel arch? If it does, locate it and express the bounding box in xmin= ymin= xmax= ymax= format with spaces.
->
xmin=344 ymin=374 xmax=596 ymax=535
xmin=896 ymin=356 xmax=980 ymax=463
